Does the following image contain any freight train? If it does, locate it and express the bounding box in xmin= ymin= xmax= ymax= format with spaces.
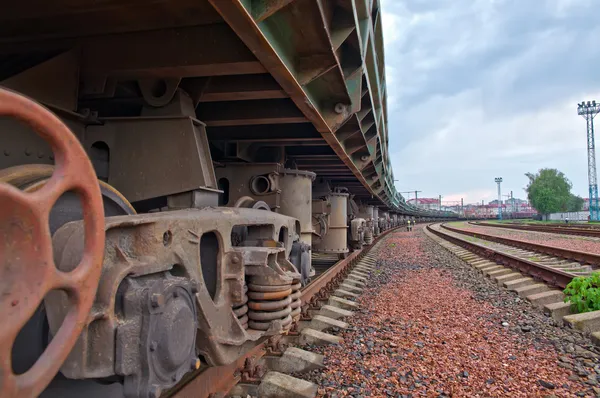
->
xmin=0 ymin=1 xmax=452 ymax=397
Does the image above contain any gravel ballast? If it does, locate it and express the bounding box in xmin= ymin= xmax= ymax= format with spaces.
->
xmin=303 ymin=226 xmax=600 ymax=397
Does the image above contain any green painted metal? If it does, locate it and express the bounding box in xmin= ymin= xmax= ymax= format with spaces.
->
xmin=219 ymin=0 xmax=449 ymax=217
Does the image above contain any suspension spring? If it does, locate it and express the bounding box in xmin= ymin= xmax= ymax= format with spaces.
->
xmin=233 ymin=284 xmax=249 ymax=330
xmin=247 ymin=283 xmax=293 ymax=331
xmin=290 ymin=281 xmax=301 ymax=318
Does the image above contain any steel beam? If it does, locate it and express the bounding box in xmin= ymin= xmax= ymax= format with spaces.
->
xmin=197 ymin=98 xmax=307 ymax=126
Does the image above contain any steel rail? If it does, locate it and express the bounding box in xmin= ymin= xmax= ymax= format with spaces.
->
xmin=444 ymin=224 xmax=600 ymax=267
xmin=470 ymin=221 xmax=600 ymax=238
xmin=427 ymin=224 xmax=575 ymax=289
xmin=169 ymin=226 xmax=399 ymax=398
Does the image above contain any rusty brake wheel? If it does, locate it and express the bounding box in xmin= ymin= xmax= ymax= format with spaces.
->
xmin=0 ymin=88 xmax=105 ymax=397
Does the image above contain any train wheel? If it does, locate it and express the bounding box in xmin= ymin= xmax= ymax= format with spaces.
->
xmin=0 ymin=89 xmax=105 ymax=397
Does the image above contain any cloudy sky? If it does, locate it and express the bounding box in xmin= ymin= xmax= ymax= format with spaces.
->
xmin=382 ymin=0 xmax=600 ymax=205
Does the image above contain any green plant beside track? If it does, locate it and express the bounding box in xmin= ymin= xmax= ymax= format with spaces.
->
xmin=564 ymin=273 xmax=600 ymax=313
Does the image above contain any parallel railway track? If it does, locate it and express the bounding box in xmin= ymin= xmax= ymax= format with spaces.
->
xmin=443 ymin=223 xmax=600 ymax=272
xmin=471 ymin=221 xmax=600 ymax=238
xmin=426 ymin=223 xmax=595 ymax=289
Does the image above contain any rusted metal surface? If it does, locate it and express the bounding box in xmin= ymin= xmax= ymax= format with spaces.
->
xmin=171 ymin=226 xmax=398 ymax=398
xmin=443 ymin=223 xmax=600 ymax=268
xmin=427 ymin=224 xmax=575 ymax=289
xmin=0 ymin=88 xmax=105 ymax=397
xmin=300 ymin=250 xmax=361 ymax=308
xmin=84 ymin=113 xmax=219 ymax=204
xmin=472 ymin=221 xmax=600 ymax=238
xmin=313 ymin=190 xmax=349 ymax=254
xmin=45 ymin=207 xmax=303 ymax=396
xmin=167 ymin=341 xmax=267 ymax=398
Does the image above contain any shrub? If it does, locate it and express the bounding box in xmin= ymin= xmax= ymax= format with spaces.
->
xmin=563 ymin=273 xmax=600 ymax=313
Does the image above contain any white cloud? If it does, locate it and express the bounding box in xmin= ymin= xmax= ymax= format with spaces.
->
xmin=381 ymin=0 xmax=600 ymax=204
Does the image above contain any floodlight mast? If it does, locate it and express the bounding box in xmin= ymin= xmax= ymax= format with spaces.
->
xmin=494 ymin=177 xmax=503 ymax=220
xmin=578 ymin=101 xmax=600 ymax=221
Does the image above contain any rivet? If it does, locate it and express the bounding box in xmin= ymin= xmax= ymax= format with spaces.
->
xmin=37 ymin=151 xmax=44 ymax=158
xmin=151 ymin=293 xmax=164 ymax=308
xmin=231 ymin=256 xmax=240 ymax=264
xmin=24 ymin=149 xmax=31 ymax=156
xmin=3 ymin=150 xmax=9 ymax=156
xmin=173 ymin=291 xmax=179 ymax=298
xmin=149 ymin=341 xmax=158 ymax=352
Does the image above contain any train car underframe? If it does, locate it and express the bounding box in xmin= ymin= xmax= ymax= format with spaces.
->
xmin=0 ymin=66 xmax=399 ymax=398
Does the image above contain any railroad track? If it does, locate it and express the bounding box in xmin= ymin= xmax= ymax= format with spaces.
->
xmin=471 ymin=221 xmax=600 ymax=238
xmin=426 ymin=223 xmax=590 ymax=289
xmin=166 ymin=226 xmax=396 ymax=398
xmin=444 ymin=223 xmax=600 ymax=274
xmin=426 ymin=223 xmax=600 ymax=348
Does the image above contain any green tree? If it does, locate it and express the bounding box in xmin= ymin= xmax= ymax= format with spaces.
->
xmin=525 ymin=169 xmax=574 ymax=215
xmin=567 ymin=194 xmax=584 ymax=212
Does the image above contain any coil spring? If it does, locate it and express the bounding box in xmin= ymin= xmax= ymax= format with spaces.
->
xmin=364 ymin=229 xmax=374 ymax=245
xmin=233 ymin=284 xmax=249 ymax=330
xmin=290 ymin=281 xmax=301 ymax=318
xmin=247 ymin=283 xmax=293 ymax=331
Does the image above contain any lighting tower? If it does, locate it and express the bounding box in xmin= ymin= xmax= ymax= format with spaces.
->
xmin=495 ymin=177 xmax=503 ymax=220
xmin=578 ymin=100 xmax=600 ymax=221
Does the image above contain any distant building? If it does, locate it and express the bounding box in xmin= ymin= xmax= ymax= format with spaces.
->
xmin=407 ymin=197 xmax=536 ymax=218
xmin=407 ymin=198 xmax=440 ymax=210
xmin=463 ymin=199 xmax=536 ymax=218
xmin=505 ymin=198 xmax=527 ymax=206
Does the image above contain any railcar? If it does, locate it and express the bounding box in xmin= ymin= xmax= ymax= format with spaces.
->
xmin=0 ymin=1 xmax=449 ymax=397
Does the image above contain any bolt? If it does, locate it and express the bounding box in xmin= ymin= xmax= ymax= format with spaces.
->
xmin=361 ymin=155 xmax=369 ymax=161
xmin=231 ymin=256 xmax=240 ymax=264
xmin=334 ymin=103 xmax=347 ymax=114
xmin=149 ymin=341 xmax=158 ymax=352
xmin=150 ymin=293 xmax=164 ymax=308
xmin=148 ymin=385 xmax=162 ymax=398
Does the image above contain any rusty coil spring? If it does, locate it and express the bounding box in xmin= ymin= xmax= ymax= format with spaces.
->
xmin=233 ymin=284 xmax=249 ymax=329
xmin=364 ymin=229 xmax=374 ymax=245
xmin=247 ymin=283 xmax=293 ymax=331
xmin=289 ymin=281 xmax=301 ymax=318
